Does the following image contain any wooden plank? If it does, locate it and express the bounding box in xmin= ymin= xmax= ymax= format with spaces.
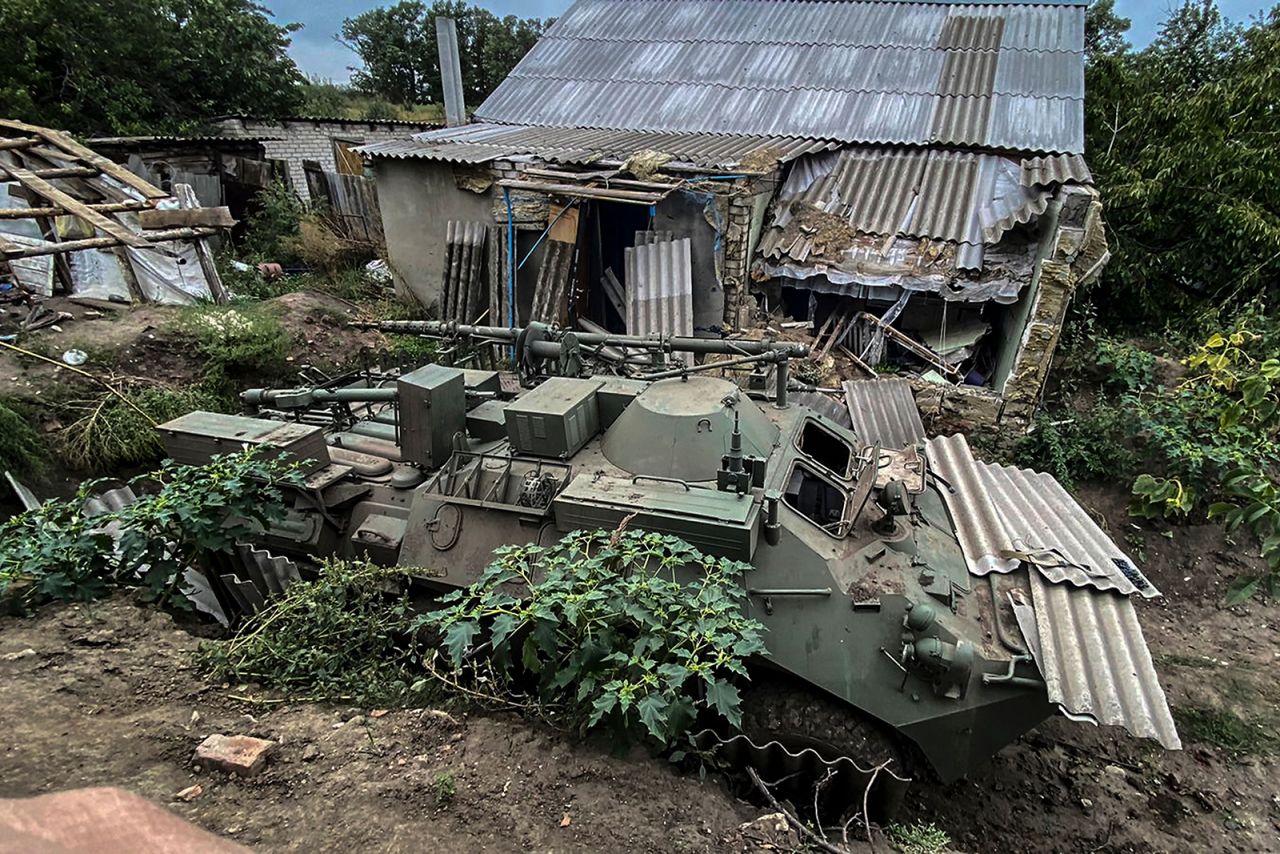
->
xmin=174 ymin=184 xmax=229 ymax=304
xmin=0 ymin=200 xmax=149 ymax=219
xmin=4 ymin=164 xmax=149 ymax=247
xmin=0 ymin=119 xmax=168 ymax=200
xmin=139 ymin=206 xmax=235 ymax=230
xmin=496 ymin=179 xmax=666 ymax=205
xmin=0 ymin=165 xmax=98 ymax=180
xmin=548 ymin=203 xmax=579 ymax=244
xmin=0 ymin=227 xmax=216 ymax=260
xmin=0 ymin=137 xmax=39 ymax=151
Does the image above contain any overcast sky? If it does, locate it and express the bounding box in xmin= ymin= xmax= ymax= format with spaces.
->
xmin=266 ymin=0 xmax=1277 ymax=84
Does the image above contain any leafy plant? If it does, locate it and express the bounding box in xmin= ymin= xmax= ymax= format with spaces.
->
xmin=432 ymin=771 xmax=456 ymax=806
xmin=1011 ymin=406 xmax=1133 ymax=490
xmin=196 ymin=558 xmax=424 ymax=702
xmin=239 ymin=180 xmax=305 ymax=263
xmin=0 ymin=397 xmax=49 ymax=476
xmin=1095 ymin=336 xmax=1158 ymax=393
xmin=1209 ymin=470 xmax=1280 ymax=603
xmin=0 ymin=449 xmax=301 ymax=609
xmin=422 ymin=529 xmax=767 ymax=747
xmin=887 ymin=821 xmax=952 ymax=854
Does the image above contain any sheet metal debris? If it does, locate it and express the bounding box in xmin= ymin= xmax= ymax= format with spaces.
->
xmin=625 ymin=237 xmax=693 ymax=361
xmin=926 ymin=433 xmax=1158 ymax=597
xmin=843 ymin=379 xmax=926 ymax=450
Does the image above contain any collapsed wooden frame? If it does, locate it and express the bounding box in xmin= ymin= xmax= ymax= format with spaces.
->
xmin=0 ymin=118 xmax=228 ymax=301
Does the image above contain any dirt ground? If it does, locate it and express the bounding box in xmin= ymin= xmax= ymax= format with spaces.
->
xmin=3 ymin=295 xmax=1279 ymax=852
xmin=2 ymin=487 xmax=1278 ymax=853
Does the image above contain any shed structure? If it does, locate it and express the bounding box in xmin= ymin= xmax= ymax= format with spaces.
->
xmin=361 ymin=0 xmax=1108 ymax=428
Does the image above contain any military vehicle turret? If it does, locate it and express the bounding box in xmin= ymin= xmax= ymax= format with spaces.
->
xmin=158 ymin=320 xmax=1179 ymax=807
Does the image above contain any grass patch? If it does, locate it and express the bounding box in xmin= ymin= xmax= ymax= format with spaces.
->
xmin=0 ymin=397 xmax=48 ymax=476
xmin=1156 ymin=654 xmax=1220 ymax=669
xmin=59 ymin=385 xmax=230 ymax=472
xmin=1173 ymin=705 xmax=1280 ymax=755
xmin=888 ymin=821 xmax=951 ymax=854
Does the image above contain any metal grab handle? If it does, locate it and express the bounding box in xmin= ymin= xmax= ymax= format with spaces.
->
xmin=631 ymin=474 xmax=690 ymax=492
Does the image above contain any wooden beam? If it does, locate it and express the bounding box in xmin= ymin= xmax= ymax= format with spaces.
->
xmin=0 ymin=165 xmax=99 ymax=180
xmin=4 ymin=164 xmax=149 ymax=247
xmin=0 ymin=119 xmax=169 ymax=200
xmin=139 ymin=206 xmax=235 ymax=230
xmin=0 ymin=200 xmax=150 ymax=220
xmin=0 ymin=227 xmax=217 ymax=260
xmin=0 ymin=137 xmax=39 ymax=151
xmin=497 ymin=179 xmax=667 ymax=206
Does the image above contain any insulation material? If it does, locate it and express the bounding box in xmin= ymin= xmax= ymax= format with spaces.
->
xmin=126 ymin=241 xmax=213 ymax=304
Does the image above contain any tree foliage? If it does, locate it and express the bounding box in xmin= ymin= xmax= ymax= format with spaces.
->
xmin=0 ymin=0 xmax=304 ymax=135
xmin=1085 ymin=2 xmax=1280 ymax=327
xmin=340 ymin=1 xmax=551 ymax=107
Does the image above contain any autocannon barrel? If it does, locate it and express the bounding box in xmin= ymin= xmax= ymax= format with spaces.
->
xmin=355 ymin=319 xmax=810 ymax=359
xmin=241 ymin=386 xmax=400 ymax=407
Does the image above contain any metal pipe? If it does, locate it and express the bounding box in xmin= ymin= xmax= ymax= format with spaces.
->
xmin=636 ymin=353 xmax=771 ymax=380
xmin=774 ymin=353 xmax=789 ymax=408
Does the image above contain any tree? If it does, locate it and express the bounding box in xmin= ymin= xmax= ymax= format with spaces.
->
xmin=0 ymin=0 xmax=304 ymax=135
xmin=1085 ymin=2 xmax=1280 ymax=327
xmin=340 ymin=1 xmax=550 ymax=107
xmin=1085 ymin=0 xmax=1131 ymax=62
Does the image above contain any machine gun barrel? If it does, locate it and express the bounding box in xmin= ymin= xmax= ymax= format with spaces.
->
xmin=356 ymin=319 xmax=810 ymax=359
xmin=241 ymin=386 xmax=399 ymax=408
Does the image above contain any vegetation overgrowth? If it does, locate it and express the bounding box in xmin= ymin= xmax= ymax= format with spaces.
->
xmin=0 ymin=449 xmax=301 ymax=611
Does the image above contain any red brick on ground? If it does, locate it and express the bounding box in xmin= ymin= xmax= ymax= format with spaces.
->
xmin=193 ymin=734 xmax=276 ymax=777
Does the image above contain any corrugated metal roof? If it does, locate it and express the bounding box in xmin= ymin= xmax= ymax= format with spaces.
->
xmin=1023 ymin=152 xmax=1092 ymax=187
xmin=926 ymin=433 xmax=1158 ymax=597
xmin=1018 ymin=572 xmax=1181 ymax=749
xmin=359 ymin=123 xmax=835 ymax=168
xmin=761 ymin=145 xmax=1084 ymax=275
xmin=475 ymin=0 xmax=1086 ymax=154
xmin=922 ymin=432 xmax=1179 ymax=749
xmin=843 ymin=378 xmax=926 ymax=449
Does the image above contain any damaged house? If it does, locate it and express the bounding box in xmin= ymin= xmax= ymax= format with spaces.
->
xmin=362 ymin=0 xmax=1106 ymax=426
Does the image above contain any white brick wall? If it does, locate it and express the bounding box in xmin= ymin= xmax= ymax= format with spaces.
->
xmin=216 ymin=117 xmax=439 ymax=203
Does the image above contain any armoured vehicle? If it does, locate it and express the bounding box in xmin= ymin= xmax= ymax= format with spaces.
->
xmin=159 ymin=320 xmax=1179 ymax=804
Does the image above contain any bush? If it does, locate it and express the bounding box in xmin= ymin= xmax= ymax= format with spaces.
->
xmin=176 ymin=304 xmax=291 ymax=392
xmin=239 ymin=180 xmax=304 ymax=263
xmin=423 ymin=529 xmax=767 ymax=746
xmin=59 ymin=385 xmax=229 ymax=472
xmin=1012 ymin=405 xmax=1134 ymax=490
xmin=0 ymin=397 xmax=48 ymax=476
xmin=0 ymin=449 xmax=301 ymax=610
xmin=196 ymin=558 xmax=424 ymax=702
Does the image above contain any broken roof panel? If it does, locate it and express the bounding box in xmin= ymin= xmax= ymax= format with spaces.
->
xmin=476 ymin=0 xmax=1087 ymax=153
xmin=360 ymin=123 xmax=836 ymax=169
xmin=843 ymin=379 xmax=927 ymax=449
xmin=760 ymin=146 xmax=1084 ymax=277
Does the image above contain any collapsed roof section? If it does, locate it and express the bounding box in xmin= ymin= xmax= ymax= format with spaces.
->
xmin=477 ymin=0 xmax=1087 ymax=153
xmin=0 ymin=119 xmax=231 ymax=305
xmin=758 ymin=147 xmax=1092 ymax=302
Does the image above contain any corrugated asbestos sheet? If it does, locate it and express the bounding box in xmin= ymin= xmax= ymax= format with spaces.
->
xmin=530 ymin=239 xmax=576 ymax=323
xmin=1020 ymin=571 xmax=1181 ymax=749
xmin=843 ymin=379 xmax=926 ymax=449
xmin=625 ymin=237 xmax=694 ymax=360
xmin=359 ymin=123 xmax=835 ymax=169
xmin=441 ymin=221 xmax=489 ymax=324
xmin=926 ymin=433 xmax=1158 ymax=597
xmin=790 ymin=391 xmax=852 ymax=428
xmin=474 ymin=0 xmax=1087 ymax=154
xmin=925 ymin=432 xmax=1179 ymax=750
xmin=760 ymin=146 xmax=1088 ymax=275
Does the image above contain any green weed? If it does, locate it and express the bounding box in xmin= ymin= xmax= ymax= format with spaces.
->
xmin=175 ymin=303 xmax=291 ymax=392
xmin=432 ymin=771 xmax=456 ymax=807
xmin=888 ymin=821 xmax=951 ymax=854
xmin=195 ymin=559 xmax=426 ymax=704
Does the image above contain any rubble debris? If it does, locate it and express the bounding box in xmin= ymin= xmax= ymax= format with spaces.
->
xmin=194 ymin=734 xmax=276 ymax=777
